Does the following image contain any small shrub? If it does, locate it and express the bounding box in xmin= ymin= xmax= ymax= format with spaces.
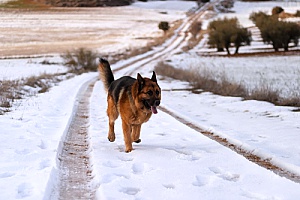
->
xmin=295 ymin=10 xmax=300 ymax=17
xmin=0 ymin=80 xmax=20 ymax=114
xmin=158 ymin=21 xmax=170 ymax=34
xmin=215 ymin=0 xmax=234 ymax=13
xmin=272 ymin=6 xmax=284 ymax=15
xmin=61 ymin=48 xmax=98 ymax=73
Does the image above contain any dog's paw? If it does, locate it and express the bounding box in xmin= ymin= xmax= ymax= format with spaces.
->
xmin=108 ymin=135 xmax=115 ymax=142
xmin=125 ymin=147 xmax=134 ymax=153
xmin=134 ymin=139 xmax=141 ymax=143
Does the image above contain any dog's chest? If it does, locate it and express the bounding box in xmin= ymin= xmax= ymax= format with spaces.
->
xmin=130 ymin=111 xmax=151 ymax=125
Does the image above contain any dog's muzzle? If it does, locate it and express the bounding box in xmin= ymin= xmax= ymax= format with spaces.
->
xmin=143 ymin=99 xmax=160 ymax=114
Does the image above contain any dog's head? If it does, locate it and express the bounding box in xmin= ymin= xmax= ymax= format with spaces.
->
xmin=137 ymin=72 xmax=161 ymax=114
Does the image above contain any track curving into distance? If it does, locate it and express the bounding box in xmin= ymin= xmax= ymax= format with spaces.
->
xmin=56 ymin=1 xmax=299 ymax=199
xmin=55 ymin=4 xmax=209 ymax=199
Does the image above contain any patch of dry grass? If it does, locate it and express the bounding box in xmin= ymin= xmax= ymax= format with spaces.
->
xmin=0 ymin=0 xmax=50 ymax=9
xmin=0 ymin=72 xmax=73 ymax=115
xmin=155 ymin=61 xmax=300 ymax=108
xmin=61 ymin=48 xmax=98 ymax=74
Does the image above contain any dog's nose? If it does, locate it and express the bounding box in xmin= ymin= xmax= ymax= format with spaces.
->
xmin=155 ymin=100 xmax=160 ymax=106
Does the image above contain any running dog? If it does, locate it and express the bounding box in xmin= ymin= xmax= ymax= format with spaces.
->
xmin=98 ymin=58 xmax=161 ymax=153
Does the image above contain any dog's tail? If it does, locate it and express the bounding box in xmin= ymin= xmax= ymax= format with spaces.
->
xmin=98 ymin=58 xmax=114 ymax=92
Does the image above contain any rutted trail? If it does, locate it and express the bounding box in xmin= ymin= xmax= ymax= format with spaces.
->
xmin=57 ymin=78 xmax=97 ymax=199
xmin=159 ymin=106 xmax=300 ymax=183
xmin=55 ymin=5 xmax=209 ymax=198
xmin=89 ymin=78 xmax=300 ymax=199
xmin=55 ymin=1 xmax=300 ymax=199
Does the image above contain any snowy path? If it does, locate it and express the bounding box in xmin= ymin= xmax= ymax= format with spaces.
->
xmin=89 ymin=79 xmax=300 ymax=199
xmin=56 ymin=78 xmax=97 ymax=199
xmin=53 ymin=4 xmax=208 ymax=198
xmin=57 ymin=3 xmax=300 ymax=198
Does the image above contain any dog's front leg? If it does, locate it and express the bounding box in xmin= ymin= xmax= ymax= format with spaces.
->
xmin=131 ymin=124 xmax=141 ymax=143
xmin=122 ymin=120 xmax=133 ymax=153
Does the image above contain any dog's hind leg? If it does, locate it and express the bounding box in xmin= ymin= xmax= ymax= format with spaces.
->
xmin=131 ymin=125 xmax=141 ymax=143
xmin=107 ymin=95 xmax=118 ymax=142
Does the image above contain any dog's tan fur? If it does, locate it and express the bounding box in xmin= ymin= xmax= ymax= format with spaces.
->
xmin=98 ymin=58 xmax=161 ymax=152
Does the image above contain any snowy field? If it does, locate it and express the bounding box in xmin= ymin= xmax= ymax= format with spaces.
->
xmin=0 ymin=2 xmax=192 ymax=58
xmin=0 ymin=57 xmax=67 ymax=80
xmin=203 ymin=0 xmax=300 ymax=28
xmin=0 ymin=0 xmax=300 ymax=199
xmin=166 ymin=54 xmax=300 ymax=98
xmin=175 ymin=1 xmax=300 ymax=98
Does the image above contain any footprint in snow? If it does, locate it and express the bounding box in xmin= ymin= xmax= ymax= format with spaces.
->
xmin=156 ymin=132 xmax=167 ymax=137
xmin=209 ymin=167 xmax=240 ymax=182
xmin=192 ymin=175 xmax=212 ymax=187
xmin=102 ymin=160 xmax=121 ymax=168
xmin=132 ymin=163 xmax=144 ymax=174
xmin=37 ymin=140 xmax=48 ymax=150
xmin=15 ymin=149 xmax=31 ymax=155
xmin=177 ymin=151 xmax=201 ymax=161
xmin=131 ymin=162 xmax=154 ymax=175
xmin=241 ymin=190 xmax=275 ymax=200
xmin=118 ymin=155 xmax=134 ymax=162
xmin=39 ymin=159 xmax=51 ymax=170
xmin=120 ymin=187 xmax=140 ymax=196
xmin=0 ymin=172 xmax=15 ymax=178
xmin=166 ymin=147 xmax=201 ymax=161
xmin=163 ymin=183 xmax=175 ymax=189
xmin=16 ymin=183 xmax=33 ymax=199
xmin=101 ymin=173 xmax=130 ymax=184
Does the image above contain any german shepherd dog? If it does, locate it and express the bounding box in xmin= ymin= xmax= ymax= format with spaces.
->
xmin=98 ymin=58 xmax=161 ymax=153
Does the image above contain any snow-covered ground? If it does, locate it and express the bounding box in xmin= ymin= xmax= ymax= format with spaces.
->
xmin=0 ymin=57 xmax=67 ymax=80
xmin=0 ymin=1 xmax=191 ymax=58
xmin=89 ymin=64 xmax=300 ymax=199
xmin=178 ymin=1 xmax=300 ymax=98
xmin=202 ymin=0 xmax=300 ymax=29
xmin=1 ymin=1 xmax=300 ymax=199
xmin=166 ymin=54 xmax=300 ymax=98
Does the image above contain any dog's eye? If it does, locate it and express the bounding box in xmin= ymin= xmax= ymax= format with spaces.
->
xmin=147 ymin=90 xmax=153 ymax=96
xmin=156 ymin=90 xmax=160 ymax=95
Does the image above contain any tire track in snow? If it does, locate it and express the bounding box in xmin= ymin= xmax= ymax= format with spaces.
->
xmin=57 ymin=78 xmax=98 ymax=199
xmin=159 ymin=106 xmax=300 ymax=184
xmin=112 ymin=2 xmax=210 ymax=75
xmin=55 ymin=2 xmax=220 ymax=198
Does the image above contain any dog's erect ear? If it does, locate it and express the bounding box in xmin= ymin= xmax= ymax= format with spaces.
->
xmin=151 ymin=71 xmax=157 ymax=82
xmin=137 ymin=73 xmax=145 ymax=91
